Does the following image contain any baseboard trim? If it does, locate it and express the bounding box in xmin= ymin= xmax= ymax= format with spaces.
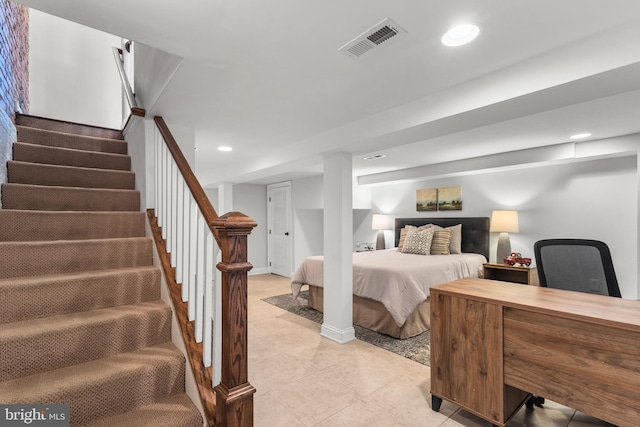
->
xmin=248 ymin=267 xmax=269 ymax=276
xmin=321 ymin=323 xmax=356 ymax=344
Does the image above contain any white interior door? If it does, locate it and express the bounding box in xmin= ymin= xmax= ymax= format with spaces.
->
xmin=268 ymin=182 xmax=292 ymax=277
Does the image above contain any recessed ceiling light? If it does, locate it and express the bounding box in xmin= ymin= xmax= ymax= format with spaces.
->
xmin=569 ymin=133 xmax=592 ymax=140
xmin=217 ymin=146 xmax=232 ymax=152
xmin=441 ymin=24 xmax=480 ymax=47
xmin=363 ymin=154 xmax=386 ymax=161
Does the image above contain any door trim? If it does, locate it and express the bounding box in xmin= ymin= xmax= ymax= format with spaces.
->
xmin=267 ymin=181 xmax=292 ymax=276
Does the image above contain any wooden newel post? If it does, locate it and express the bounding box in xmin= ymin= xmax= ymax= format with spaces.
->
xmin=212 ymin=211 xmax=257 ymax=427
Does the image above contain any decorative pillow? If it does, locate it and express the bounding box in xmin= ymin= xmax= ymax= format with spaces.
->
xmin=397 ymin=224 xmax=435 ymax=251
xmin=431 ymin=223 xmax=462 ymax=254
xmin=431 ymin=229 xmax=452 ymax=255
xmin=401 ymin=228 xmax=434 ymax=255
xmin=397 ymin=225 xmax=416 ymax=251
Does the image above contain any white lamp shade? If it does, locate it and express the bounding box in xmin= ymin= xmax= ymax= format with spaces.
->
xmin=372 ymin=214 xmax=392 ymax=230
xmin=490 ymin=210 xmax=519 ymax=233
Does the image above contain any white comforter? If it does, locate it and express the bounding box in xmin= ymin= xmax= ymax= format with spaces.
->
xmin=291 ymin=249 xmax=486 ymax=327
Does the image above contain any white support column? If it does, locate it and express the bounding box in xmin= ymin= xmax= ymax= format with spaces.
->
xmin=218 ymin=182 xmax=233 ymax=214
xmin=637 ymin=148 xmax=640 ymax=300
xmin=321 ymin=152 xmax=355 ymax=344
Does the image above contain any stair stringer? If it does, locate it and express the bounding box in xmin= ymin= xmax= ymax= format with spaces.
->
xmin=145 ymin=215 xmax=207 ymax=427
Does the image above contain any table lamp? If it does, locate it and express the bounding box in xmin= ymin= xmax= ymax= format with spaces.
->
xmin=490 ymin=210 xmax=519 ymax=263
xmin=372 ymin=214 xmax=392 ymax=250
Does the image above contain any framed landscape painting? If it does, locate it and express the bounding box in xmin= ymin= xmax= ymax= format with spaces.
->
xmin=416 ymin=188 xmax=437 ymax=211
xmin=437 ymin=186 xmax=462 ymax=210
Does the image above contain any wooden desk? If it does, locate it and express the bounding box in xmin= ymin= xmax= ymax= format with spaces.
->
xmin=430 ymin=278 xmax=640 ymax=427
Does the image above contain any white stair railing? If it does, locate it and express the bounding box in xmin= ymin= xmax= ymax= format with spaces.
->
xmin=150 ymin=117 xmax=256 ymax=426
xmin=153 ymin=123 xmax=222 ymax=386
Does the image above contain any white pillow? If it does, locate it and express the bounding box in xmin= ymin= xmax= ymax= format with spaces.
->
xmin=430 ymin=224 xmax=462 ymax=254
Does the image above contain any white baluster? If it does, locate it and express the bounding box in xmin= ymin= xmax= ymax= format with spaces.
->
xmin=213 ymin=248 xmax=222 ymax=387
xmin=161 ymin=144 xmax=168 ymax=240
xmin=201 ymin=231 xmax=215 ymax=354
xmin=154 ymin=127 xmax=160 ymax=214
xmin=170 ymin=161 xmax=178 ymax=268
xmin=158 ymin=139 xmax=165 ymax=230
xmin=187 ymin=197 xmax=197 ymax=303
xmin=167 ymin=160 xmax=175 ymax=265
xmin=175 ymin=174 xmax=184 ymax=283
xmin=181 ymin=185 xmax=191 ymax=299
xmin=203 ymin=230 xmax=214 ymax=366
xmin=189 ymin=210 xmax=204 ymax=322
xmin=194 ymin=213 xmax=205 ymax=331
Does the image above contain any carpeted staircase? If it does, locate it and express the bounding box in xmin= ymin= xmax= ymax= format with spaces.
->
xmin=0 ymin=115 xmax=204 ymax=426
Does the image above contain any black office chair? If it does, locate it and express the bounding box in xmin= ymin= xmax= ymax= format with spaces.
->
xmin=534 ymin=239 xmax=621 ymax=298
xmin=527 ymin=239 xmax=621 ymax=411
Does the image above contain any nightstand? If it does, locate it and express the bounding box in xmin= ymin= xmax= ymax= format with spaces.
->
xmin=483 ymin=263 xmax=539 ymax=286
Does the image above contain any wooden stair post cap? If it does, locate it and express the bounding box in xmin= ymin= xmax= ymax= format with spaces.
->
xmin=212 ymin=212 xmax=257 ymax=230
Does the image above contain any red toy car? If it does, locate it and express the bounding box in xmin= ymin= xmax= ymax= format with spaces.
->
xmin=504 ymin=252 xmax=531 ymax=267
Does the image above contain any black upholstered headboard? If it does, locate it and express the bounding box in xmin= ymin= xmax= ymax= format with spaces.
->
xmin=394 ymin=217 xmax=490 ymax=259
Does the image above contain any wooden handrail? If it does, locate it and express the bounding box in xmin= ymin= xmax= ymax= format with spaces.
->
xmin=152 ymin=117 xmax=256 ymax=426
xmin=154 ymin=116 xmax=223 ymax=247
xmin=112 ymin=47 xmax=145 ymax=117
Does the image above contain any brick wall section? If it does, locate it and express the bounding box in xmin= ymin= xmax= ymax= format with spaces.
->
xmin=0 ymin=0 xmax=29 ymax=207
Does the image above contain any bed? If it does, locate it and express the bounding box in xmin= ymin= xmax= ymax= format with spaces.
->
xmin=291 ymin=217 xmax=490 ymax=339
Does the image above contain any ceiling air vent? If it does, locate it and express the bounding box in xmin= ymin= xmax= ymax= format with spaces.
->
xmin=339 ymin=18 xmax=407 ymax=60
xmin=364 ymin=154 xmax=386 ymax=161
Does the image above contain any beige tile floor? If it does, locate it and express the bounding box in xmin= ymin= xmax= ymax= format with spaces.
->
xmin=248 ymin=274 xmax=614 ymax=427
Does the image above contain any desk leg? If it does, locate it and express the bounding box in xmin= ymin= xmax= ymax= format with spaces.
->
xmin=431 ymin=395 xmax=443 ymax=412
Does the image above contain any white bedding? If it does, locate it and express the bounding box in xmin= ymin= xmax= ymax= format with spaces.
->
xmin=291 ymin=249 xmax=486 ymax=327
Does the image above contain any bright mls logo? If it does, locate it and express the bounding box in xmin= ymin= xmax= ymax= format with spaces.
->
xmin=1 ymin=405 xmax=69 ymax=426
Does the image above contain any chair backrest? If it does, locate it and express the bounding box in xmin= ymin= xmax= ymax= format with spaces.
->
xmin=534 ymin=239 xmax=621 ymax=297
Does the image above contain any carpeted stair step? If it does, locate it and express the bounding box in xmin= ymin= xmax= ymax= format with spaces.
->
xmin=86 ymin=393 xmax=203 ymax=427
xmin=16 ymin=114 xmax=124 ymax=140
xmin=0 ymin=237 xmax=153 ymax=279
xmin=0 ymin=267 xmax=161 ymax=324
xmin=13 ymin=142 xmax=131 ymax=171
xmin=17 ymin=125 xmax=128 ymax=154
xmin=0 ymin=210 xmax=145 ymax=241
xmin=0 ymin=300 xmax=172 ymax=382
xmin=2 ymin=116 xmax=206 ymax=425
xmin=1 ymin=183 xmax=140 ymax=211
xmin=0 ymin=342 xmax=189 ymax=426
xmin=8 ymin=160 xmax=135 ymax=189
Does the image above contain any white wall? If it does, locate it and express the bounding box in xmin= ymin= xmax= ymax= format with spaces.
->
xmin=204 ymin=185 xmax=268 ymax=274
xmin=292 ymin=176 xmax=324 ymax=268
xmin=369 ymin=156 xmax=638 ymax=299
xmin=288 ymin=155 xmax=638 ymax=299
xmin=233 ymin=184 xmax=268 ymax=274
xmin=291 ymin=175 xmax=377 ymax=268
xmin=29 ymin=10 xmax=122 ymax=128
xmin=133 ymin=43 xmax=182 ymax=112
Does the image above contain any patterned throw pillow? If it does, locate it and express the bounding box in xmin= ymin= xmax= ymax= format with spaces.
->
xmin=397 ymin=224 xmax=433 ymax=251
xmin=401 ymin=228 xmax=434 ymax=255
xmin=397 ymin=225 xmax=416 ymax=251
xmin=431 ymin=229 xmax=452 ymax=255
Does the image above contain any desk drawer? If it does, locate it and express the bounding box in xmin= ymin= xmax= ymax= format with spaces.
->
xmin=503 ymin=307 xmax=640 ymax=426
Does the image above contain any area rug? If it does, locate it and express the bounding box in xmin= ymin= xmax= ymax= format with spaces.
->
xmin=261 ymin=291 xmax=430 ymax=366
